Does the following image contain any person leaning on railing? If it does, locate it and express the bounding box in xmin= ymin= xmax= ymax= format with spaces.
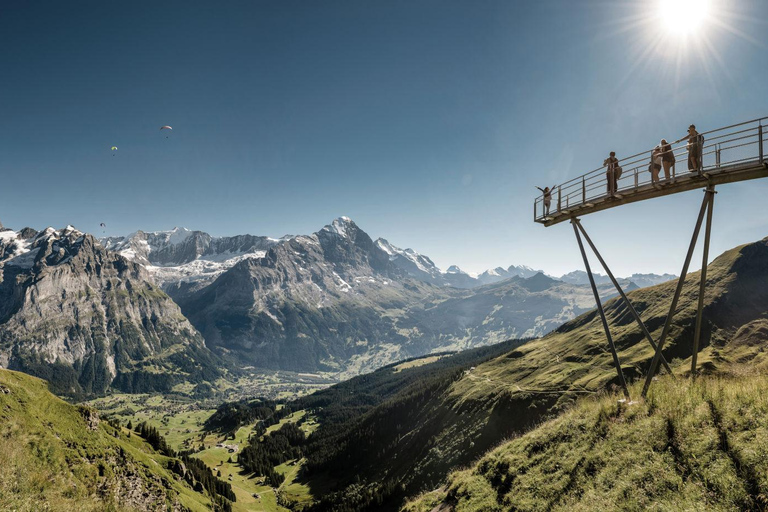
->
xmin=673 ymin=124 xmax=704 ymax=172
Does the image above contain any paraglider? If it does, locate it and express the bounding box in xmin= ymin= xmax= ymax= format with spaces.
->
xmin=111 ymin=146 xmax=118 ymax=156
xmin=99 ymin=223 xmax=106 ymax=233
xmin=160 ymin=125 xmax=172 ymax=139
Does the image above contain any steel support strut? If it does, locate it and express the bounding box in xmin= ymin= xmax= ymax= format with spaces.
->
xmin=641 ymin=188 xmax=713 ymax=398
xmin=691 ymin=187 xmax=716 ymax=377
xmin=572 ymin=219 xmax=631 ymax=400
xmin=573 ymin=219 xmax=674 ymax=376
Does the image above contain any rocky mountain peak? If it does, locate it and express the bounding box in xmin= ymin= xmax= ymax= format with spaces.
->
xmin=320 ymin=216 xmax=359 ymax=239
xmin=0 ymin=225 xmax=215 ymax=395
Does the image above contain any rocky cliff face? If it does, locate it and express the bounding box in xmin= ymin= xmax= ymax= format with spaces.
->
xmin=102 ymin=227 xmax=280 ymax=298
xmin=176 ymin=218 xmax=441 ymax=372
xmin=0 ymin=226 xmax=217 ymax=395
xmin=174 ymin=218 xmax=624 ymax=374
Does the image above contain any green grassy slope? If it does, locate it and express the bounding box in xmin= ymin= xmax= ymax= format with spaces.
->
xmin=0 ymin=369 xmax=213 ymax=512
xmin=297 ymin=237 xmax=768 ymax=511
xmin=447 ymin=236 xmax=768 ymax=409
xmin=400 ymin=238 xmax=768 ymax=512
xmin=403 ymin=371 xmax=768 ymax=512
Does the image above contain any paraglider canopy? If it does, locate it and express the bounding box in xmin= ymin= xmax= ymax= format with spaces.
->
xmin=111 ymin=146 xmax=118 ymax=151
xmin=160 ymin=126 xmax=172 ymax=131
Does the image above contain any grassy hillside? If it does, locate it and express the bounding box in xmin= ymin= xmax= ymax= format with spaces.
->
xmin=403 ymin=370 xmax=768 ymax=511
xmin=0 ymin=368 xmax=217 ymax=512
xmin=292 ymin=237 xmax=768 ymax=511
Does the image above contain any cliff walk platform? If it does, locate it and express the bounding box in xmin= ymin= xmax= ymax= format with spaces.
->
xmin=533 ymin=116 xmax=768 ymax=401
xmin=535 ymin=117 xmax=768 ymax=227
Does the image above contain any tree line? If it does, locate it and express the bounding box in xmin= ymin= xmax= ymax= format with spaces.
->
xmin=133 ymin=422 xmax=236 ymax=511
xmin=238 ymin=421 xmax=306 ymax=487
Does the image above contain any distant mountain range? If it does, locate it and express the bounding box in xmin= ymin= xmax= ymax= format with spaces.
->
xmin=0 ymin=217 xmax=676 ymax=390
xmin=99 ymin=217 xmax=667 ymax=373
xmin=100 ymin=218 xmax=675 ymax=293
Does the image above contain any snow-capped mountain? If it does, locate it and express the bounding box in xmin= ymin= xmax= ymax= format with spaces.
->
xmin=165 ymin=217 xmax=628 ymax=373
xmin=476 ymin=264 xmax=543 ymax=285
xmin=2 ymin=217 xmax=678 ymax=380
xmin=101 ymin=227 xmax=283 ymax=296
xmin=557 ymin=270 xmax=676 ymax=288
xmin=375 ymin=237 xmax=443 ymax=283
xmin=0 ymin=226 xmax=216 ymax=395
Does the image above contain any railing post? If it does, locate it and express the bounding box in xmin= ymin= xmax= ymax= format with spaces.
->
xmin=716 ymin=144 xmax=721 ymax=168
xmin=534 ymin=199 xmax=537 ymax=221
xmin=557 ymin=187 xmax=562 ymax=212
xmin=759 ymin=123 xmax=764 ymax=163
xmin=634 ymin=167 xmax=638 ymax=188
xmin=582 ymin=176 xmax=586 ymax=204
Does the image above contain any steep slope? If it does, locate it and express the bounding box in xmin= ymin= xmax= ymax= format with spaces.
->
xmin=403 ymin=372 xmax=768 ymax=512
xmin=290 ymin=236 xmax=768 ymax=511
xmin=0 ymin=368 xmax=218 ymax=512
xmin=177 ymin=218 xmax=452 ymax=372
xmin=0 ymin=226 xmax=218 ymax=396
xmin=375 ymin=238 xmax=444 ymax=284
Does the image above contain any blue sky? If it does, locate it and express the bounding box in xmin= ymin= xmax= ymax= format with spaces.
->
xmin=1 ymin=0 xmax=767 ymax=276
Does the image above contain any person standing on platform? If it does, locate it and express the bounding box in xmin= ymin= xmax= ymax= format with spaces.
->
xmin=537 ymin=185 xmax=555 ymax=216
xmin=677 ymin=124 xmax=704 ymax=172
xmin=660 ymin=138 xmax=675 ymax=180
xmin=650 ymin=145 xmax=662 ymax=184
xmin=604 ymin=151 xmax=619 ymax=196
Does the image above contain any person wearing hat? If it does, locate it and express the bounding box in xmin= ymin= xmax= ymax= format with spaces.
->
xmin=678 ymin=124 xmax=703 ymax=172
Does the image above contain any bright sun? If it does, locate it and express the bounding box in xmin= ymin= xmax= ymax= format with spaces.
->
xmin=658 ymin=0 xmax=711 ymax=36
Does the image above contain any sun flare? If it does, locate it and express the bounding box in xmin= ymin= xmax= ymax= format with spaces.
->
xmin=658 ymin=0 xmax=711 ymax=36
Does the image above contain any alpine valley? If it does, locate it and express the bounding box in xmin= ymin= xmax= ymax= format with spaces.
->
xmin=0 ymin=217 xmax=675 ymax=394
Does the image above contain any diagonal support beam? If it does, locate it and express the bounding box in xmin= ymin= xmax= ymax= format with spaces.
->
xmin=691 ymin=187 xmax=716 ymax=377
xmin=573 ymin=218 xmax=674 ymax=376
xmin=642 ymin=188 xmax=712 ymax=398
xmin=572 ymin=219 xmax=630 ymax=400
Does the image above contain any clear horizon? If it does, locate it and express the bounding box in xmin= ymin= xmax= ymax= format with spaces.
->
xmin=2 ymin=1 xmax=767 ymax=277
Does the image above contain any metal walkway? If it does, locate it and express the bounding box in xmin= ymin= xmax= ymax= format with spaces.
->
xmin=535 ymin=117 xmax=768 ymax=226
xmin=532 ymin=116 xmax=768 ymax=401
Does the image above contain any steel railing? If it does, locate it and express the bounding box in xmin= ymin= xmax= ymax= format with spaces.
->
xmin=534 ymin=116 xmax=768 ymax=222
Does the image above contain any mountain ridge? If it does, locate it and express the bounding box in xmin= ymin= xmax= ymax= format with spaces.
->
xmin=100 ymin=218 xmax=675 ymax=291
xmin=0 ymin=226 xmax=219 ymax=396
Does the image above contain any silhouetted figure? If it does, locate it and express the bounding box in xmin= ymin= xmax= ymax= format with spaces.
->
xmin=537 ymin=185 xmax=556 ymax=216
xmin=604 ymin=152 xmax=620 ymax=196
xmin=660 ymin=138 xmax=675 ymax=180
